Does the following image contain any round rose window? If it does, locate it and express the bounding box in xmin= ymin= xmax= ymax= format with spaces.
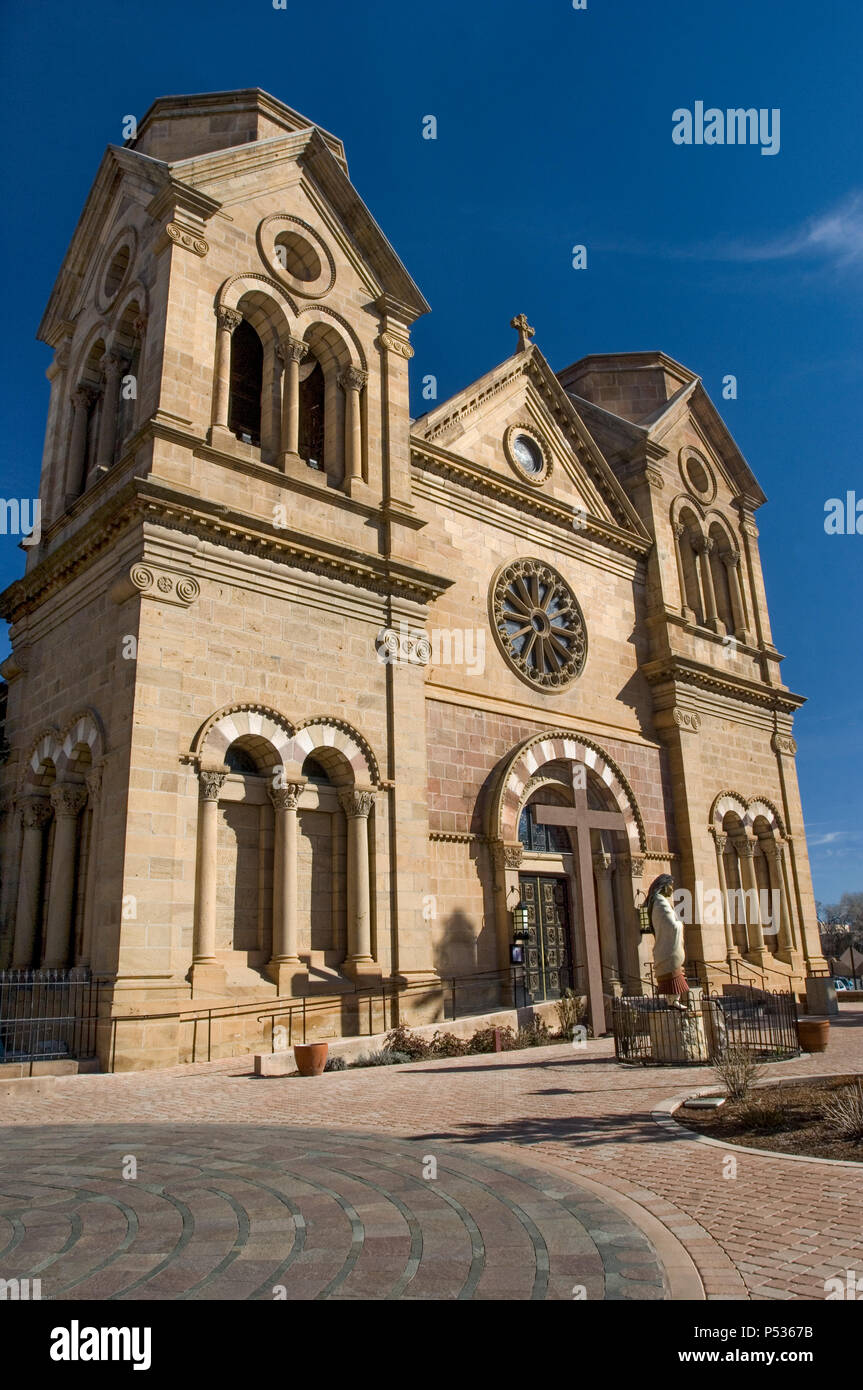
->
xmin=490 ymin=558 xmax=587 ymax=689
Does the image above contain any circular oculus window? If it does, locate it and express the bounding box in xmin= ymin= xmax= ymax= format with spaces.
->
xmin=490 ymin=558 xmax=587 ymax=691
xmin=504 ymin=425 xmax=551 ymax=484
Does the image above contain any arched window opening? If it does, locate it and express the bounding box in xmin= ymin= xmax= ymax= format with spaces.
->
xmin=228 ymin=319 xmax=264 ymax=446
xmin=709 ymin=524 xmax=735 ymax=635
xmin=678 ymin=511 xmax=704 ymax=625
xmin=298 ymin=356 xmax=325 ymax=469
xmin=518 ymin=802 xmax=571 ymax=854
xmin=225 ymin=744 xmax=260 ymax=775
xmin=302 ymin=756 xmax=330 ymax=782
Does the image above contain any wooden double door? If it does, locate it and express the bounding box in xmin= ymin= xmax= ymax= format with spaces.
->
xmin=518 ymin=874 xmax=573 ymax=1003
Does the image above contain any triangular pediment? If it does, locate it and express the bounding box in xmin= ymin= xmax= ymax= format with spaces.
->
xmin=411 ymin=345 xmax=650 ymax=546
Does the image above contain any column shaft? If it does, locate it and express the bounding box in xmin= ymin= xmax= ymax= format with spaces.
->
xmin=592 ymin=852 xmax=620 ymax=987
xmin=212 ymin=309 xmax=243 ymax=431
xmin=95 ymin=354 xmax=124 ymax=470
xmin=192 ymin=773 xmax=225 ymax=962
xmin=12 ymin=800 xmax=52 ymax=968
xmin=270 ymin=785 xmax=303 ymax=962
xmin=43 ymin=785 xmax=87 ymax=969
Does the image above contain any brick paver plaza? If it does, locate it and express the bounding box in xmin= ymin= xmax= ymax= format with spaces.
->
xmin=1 ymin=1006 xmax=860 ymax=1301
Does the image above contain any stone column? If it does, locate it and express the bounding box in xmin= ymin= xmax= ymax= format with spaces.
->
xmin=211 ymin=308 xmax=243 ymax=431
xmin=737 ymin=835 xmax=766 ymax=961
xmin=279 ymin=336 xmax=308 ymax=459
xmin=11 ymin=797 xmax=53 ymax=968
xmin=672 ymin=522 xmax=695 ymax=621
xmin=95 ymin=353 xmax=126 ymax=471
xmin=592 ymin=850 xmax=621 ymax=991
xmin=65 ymin=386 xmax=97 ymax=501
xmin=77 ymin=764 xmax=103 ymax=970
xmin=191 ymin=769 xmax=227 ymax=996
xmin=268 ymin=782 xmax=308 ymax=995
xmin=709 ymin=828 xmax=737 ymax=959
xmin=722 ymin=549 xmax=750 ymax=643
xmin=692 ymin=534 xmax=720 ymax=631
xmin=42 ymin=784 xmax=88 ymax=969
xmin=339 ymin=788 xmax=380 ymax=981
xmin=339 ymin=366 xmax=367 ymax=485
xmin=765 ymin=841 xmax=795 ymax=959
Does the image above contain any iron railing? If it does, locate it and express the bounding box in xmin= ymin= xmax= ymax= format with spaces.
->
xmin=0 ymin=970 xmax=104 ymax=1063
xmin=611 ymin=983 xmax=800 ymax=1065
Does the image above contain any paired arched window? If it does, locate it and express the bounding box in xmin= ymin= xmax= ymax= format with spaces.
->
xmin=228 ymin=319 xmax=264 ymax=447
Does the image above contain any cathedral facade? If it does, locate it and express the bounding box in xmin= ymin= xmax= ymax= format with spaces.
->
xmin=0 ymin=89 xmax=825 ymax=1069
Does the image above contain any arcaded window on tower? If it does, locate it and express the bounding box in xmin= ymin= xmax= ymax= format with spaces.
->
xmin=298 ymin=356 xmax=325 ymax=468
xmin=228 ymin=319 xmax=264 ymax=446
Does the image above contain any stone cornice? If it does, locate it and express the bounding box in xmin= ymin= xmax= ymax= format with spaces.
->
xmin=411 ymin=440 xmax=652 ymax=559
xmin=642 ymin=656 xmax=806 ymax=714
xmin=0 ymin=477 xmax=453 ymax=624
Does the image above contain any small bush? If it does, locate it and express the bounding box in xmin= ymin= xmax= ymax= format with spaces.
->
xmin=713 ymin=1045 xmax=765 ymax=1102
xmin=324 ymin=1055 xmax=347 ymax=1072
xmin=554 ymin=989 xmax=587 ymax=1039
xmin=821 ymin=1079 xmax=863 ymax=1140
xmin=515 ymin=1016 xmax=552 ymax=1048
xmin=468 ymin=1023 xmax=517 ymax=1053
xmin=352 ymin=1049 xmax=412 ymax=1068
xmin=429 ymin=1029 xmax=471 ymax=1058
xmin=383 ymin=1023 xmax=432 ymax=1061
xmin=738 ymin=1095 xmax=786 ymax=1130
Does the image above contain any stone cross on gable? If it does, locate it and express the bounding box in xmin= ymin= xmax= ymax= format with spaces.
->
xmin=533 ymin=764 xmax=629 ymax=1037
xmin=510 ymin=313 xmax=535 ymax=352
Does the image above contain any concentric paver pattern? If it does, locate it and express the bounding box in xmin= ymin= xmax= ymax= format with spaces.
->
xmin=1 ymin=1005 xmax=860 ymax=1301
xmin=0 ymin=1125 xmax=665 ymax=1301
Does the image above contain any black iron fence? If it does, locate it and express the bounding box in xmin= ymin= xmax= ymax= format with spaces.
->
xmin=0 ymin=970 xmax=103 ymax=1064
xmin=611 ymin=984 xmax=800 ymax=1065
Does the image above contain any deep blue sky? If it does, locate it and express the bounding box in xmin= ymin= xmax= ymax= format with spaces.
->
xmin=1 ymin=0 xmax=860 ymax=904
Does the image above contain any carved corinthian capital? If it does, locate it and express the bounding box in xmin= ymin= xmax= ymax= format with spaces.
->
xmin=50 ymin=783 xmax=88 ymax=818
xmin=339 ymin=366 xmax=368 ymax=394
xmin=216 ymin=307 xmax=243 ymax=334
xmin=20 ymin=796 xmax=53 ymax=830
xmin=269 ymin=783 xmax=304 ymax=811
xmin=198 ymin=770 xmax=227 ymax=802
xmin=338 ymin=788 xmax=375 ymax=819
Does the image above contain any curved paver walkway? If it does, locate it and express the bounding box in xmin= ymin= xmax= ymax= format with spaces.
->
xmin=0 ymin=1004 xmax=860 ymax=1300
xmin=0 ymin=1125 xmax=668 ymax=1301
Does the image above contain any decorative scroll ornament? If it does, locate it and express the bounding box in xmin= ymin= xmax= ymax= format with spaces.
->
xmin=672 ymin=709 xmax=702 ymax=733
xmin=378 ymin=331 xmax=414 ymax=359
xmin=110 ymin=565 xmax=200 ymax=609
xmin=771 ymin=732 xmax=797 ymax=756
xmin=490 ymin=558 xmax=587 ymax=691
xmin=374 ymin=626 xmax=431 ymax=666
xmin=166 ymin=222 xmax=208 ymax=257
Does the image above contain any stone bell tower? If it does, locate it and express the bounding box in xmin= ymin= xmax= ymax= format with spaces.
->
xmin=0 ymin=90 xmax=449 ymax=1066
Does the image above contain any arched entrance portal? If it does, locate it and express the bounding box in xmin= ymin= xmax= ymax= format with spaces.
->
xmin=489 ymin=733 xmax=647 ymax=1036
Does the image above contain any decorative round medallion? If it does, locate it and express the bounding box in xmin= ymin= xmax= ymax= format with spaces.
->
xmin=257 ymin=214 xmax=336 ymax=298
xmin=490 ymin=559 xmax=587 ymax=690
xmin=678 ymin=447 xmax=716 ymax=504
xmin=504 ymin=425 xmax=552 ymax=485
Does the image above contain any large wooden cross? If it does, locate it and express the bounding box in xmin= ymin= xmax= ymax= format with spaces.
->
xmin=533 ymin=766 xmax=629 ymax=1037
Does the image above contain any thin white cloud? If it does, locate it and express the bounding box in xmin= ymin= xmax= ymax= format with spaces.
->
xmin=809 ymin=830 xmax=859 ymax=848
xmin=700 ymin=192 xmax=863 ymax=267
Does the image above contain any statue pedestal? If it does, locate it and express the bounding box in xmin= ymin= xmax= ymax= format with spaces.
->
xmin=649 ymin=1003 xmax=709 ymax=1063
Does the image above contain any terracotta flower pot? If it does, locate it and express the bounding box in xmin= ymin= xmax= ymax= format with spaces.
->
xmin=294 ymin=1042 xmax=329 ymax=1076
xmin=798 ymin=1018 xmax=830 ymax=1053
